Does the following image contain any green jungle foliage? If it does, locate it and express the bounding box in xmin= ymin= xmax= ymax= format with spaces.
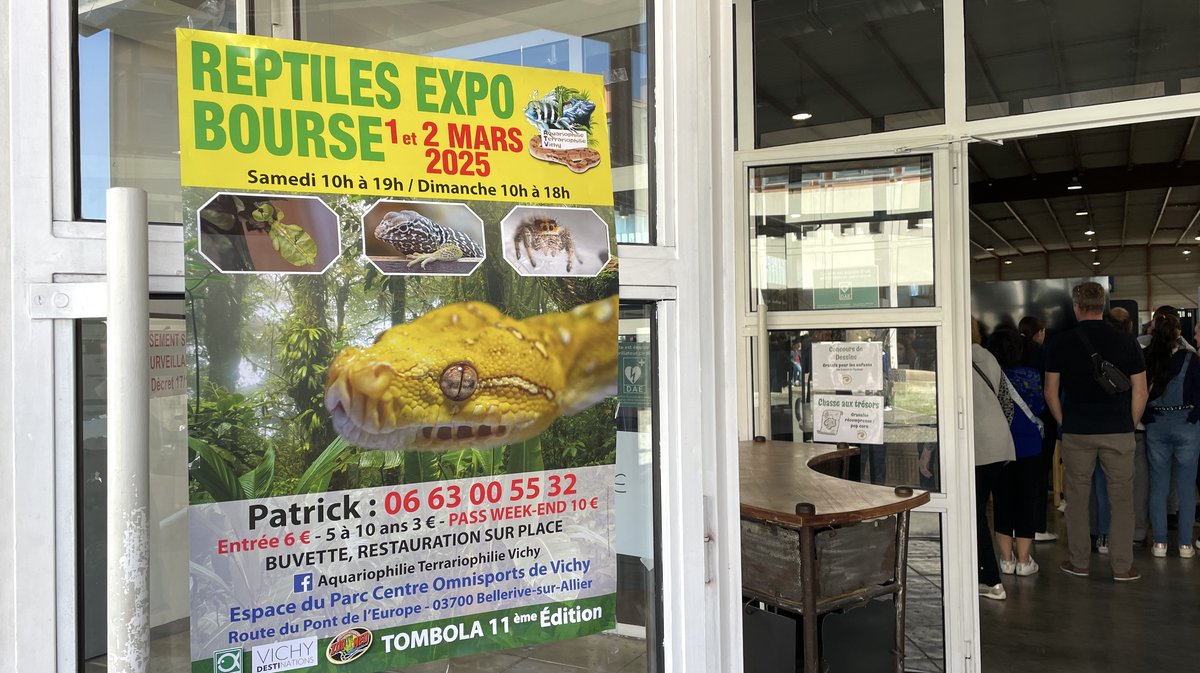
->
xmin=183 ymin=189 xmax=618 ymax=502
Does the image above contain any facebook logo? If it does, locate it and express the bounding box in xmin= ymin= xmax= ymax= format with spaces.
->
xmin=293 ymin=573 xmax=313 ymax=593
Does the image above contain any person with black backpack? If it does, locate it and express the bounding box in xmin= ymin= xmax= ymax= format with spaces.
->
xmin=1045 ymin=282 xmax=1148 ymax=582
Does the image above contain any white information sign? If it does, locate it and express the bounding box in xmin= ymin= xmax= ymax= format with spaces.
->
xmin=811 ymin=341 xmax=884 ymax=392
xmin=812 ymin=394 xmax=885 ymax=444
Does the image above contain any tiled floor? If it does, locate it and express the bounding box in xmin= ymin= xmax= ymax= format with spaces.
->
xmin=905 ymin=538 xmax=947 ymax=673
xmin=979 ymin=512 xmax=1200 ymax=673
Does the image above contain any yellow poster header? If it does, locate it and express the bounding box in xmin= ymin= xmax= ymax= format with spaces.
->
xmin=177 ymin=29 xmax=613 ymax=206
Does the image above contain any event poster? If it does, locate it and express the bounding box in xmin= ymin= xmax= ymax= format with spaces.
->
xmin=810 ymin=341 xmax=883 ymax=392
xmin=178 ymin=29 xmax=618 ymax=673
xmin=811 ymin=394 xmax=885 ymax=444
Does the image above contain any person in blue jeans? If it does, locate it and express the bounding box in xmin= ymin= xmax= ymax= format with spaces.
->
xmin=1142 ymin=311 xmax=1200 ymax=559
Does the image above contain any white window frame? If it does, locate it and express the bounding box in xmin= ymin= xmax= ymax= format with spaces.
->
xmin=3 ymin=2 xmax=737 ymax=673
xmin=728 ymin=1 xmax=1200 ymax=671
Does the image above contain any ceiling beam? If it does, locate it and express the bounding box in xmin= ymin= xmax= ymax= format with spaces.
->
xmin=971 ymin=239 xmax=1001 ymax=259
xmin=970 ymin=208 xmax=1023 ymax=255
xmin=970 ymin=161 xmax=1200 ymax=202
xmin=965 ymin=32 xmax=1010 ymax=113
xmin=1148 ymin=186 xmax=1174 ymax=243
xmin=1121 ymin=191 xmax=1130 ymax=250
xmin=780 ymin=37 xmax=872 ymax=118
xmin=1042 ymin=198 xmax=1072 ymax=250
xmin=1178 ymin=117 xmax=1200 ymax=167
xmin=863 ymin=23 xmax=936 ymax=109
xmin=1003 ymin=202 xmax=1048 ymax=252
xmin=755 ymin=86 xmax=795 ymax=121
xmin=1152 ymin=274 xmax=1199 ymax=307
xmin=1174 ymin=206 xmax=1200 ymax=246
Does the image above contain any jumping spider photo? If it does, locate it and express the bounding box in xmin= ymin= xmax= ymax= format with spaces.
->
xmin=513 ymin=215 xmax=582 ymax=272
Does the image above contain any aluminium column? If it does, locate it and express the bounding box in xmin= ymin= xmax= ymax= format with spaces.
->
xmin=106 ymin=187 xmax=150 ymax=673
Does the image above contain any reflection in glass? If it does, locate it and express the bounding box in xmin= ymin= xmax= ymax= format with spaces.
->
xmin=749 ymin=156 xmax=935 ymax=312
xmin=77 ymin=299 xmax=660 ymax=673
xmin=966 ymin=1 xmax=1200 ymax=120
xmin=78 ymin=301 xmax=191 ymax=669
xmin=76 ymin=2 xmax=239 ymax=222
xmin=905 ymin=512 xmax=946 ymax=673
xmin=752 ymin=0 xmax=944 ymax=147
xmin=75 ymin=1 xmax=654 ymax=244
xmin=764 ymin=326 xmax=941 ymax=492
xmin=377 ymin=303 xmax=662 ymax=673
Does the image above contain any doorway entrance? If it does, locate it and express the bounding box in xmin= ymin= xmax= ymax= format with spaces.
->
xmin=970 ymin=117 xmax=1200 ymax=673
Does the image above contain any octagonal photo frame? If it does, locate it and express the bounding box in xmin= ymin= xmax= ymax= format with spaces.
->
xmin=361 ymin=199 xmax=486 ymax=276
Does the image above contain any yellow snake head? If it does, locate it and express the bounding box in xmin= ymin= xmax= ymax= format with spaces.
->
xmin=325 ymin=296 xmax=618 ymax=451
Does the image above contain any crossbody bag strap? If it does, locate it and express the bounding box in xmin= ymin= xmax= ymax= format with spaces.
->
xmin=1076 ymin=328 xmax=1105 ymax=366
xmin=974 ymin=361 xmax=1015 ymax=423
xmin=1007 ymin=373 xmax=1040 ymax=426
xmin=972 ymin=362 xmax=996 ymax=394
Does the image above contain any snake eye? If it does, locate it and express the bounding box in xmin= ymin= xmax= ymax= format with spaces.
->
xmin=439 ymin=362 xmax=479 ymax=401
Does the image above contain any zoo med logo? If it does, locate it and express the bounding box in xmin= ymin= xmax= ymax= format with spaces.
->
xmin=326 ymin=627 xmax=373 ymax=664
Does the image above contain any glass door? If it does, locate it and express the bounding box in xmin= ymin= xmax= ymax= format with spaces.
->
xmin=735 ymin=143 xmax=977 ymax=672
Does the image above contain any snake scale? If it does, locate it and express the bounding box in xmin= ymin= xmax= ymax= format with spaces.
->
xmin=325 ymin=295 xmax=618 ymax=451
xmin=374 ymin=210 xmax=485 ymax=259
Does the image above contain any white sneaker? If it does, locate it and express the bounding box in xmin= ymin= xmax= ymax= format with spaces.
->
xmin=1016 ymin=557 xmax=1040 ymax=576
xmin=1057 ymin=500 xmax=1068 ymax=513
xmin=1034 ymin=531 xmax=1058 ymax=542
xmin=979 ymin=583 xmax=1006 ymax=601
xmin=1095 ymin=535 xmax=1109 ymax=555
xmin=999 ymin=556 xmax=1016 ymax=575
xmin=1152 ymin=542 xmax=1168 ymax=558
xmin=1181 ymin=545 xmax=1196 ymax=559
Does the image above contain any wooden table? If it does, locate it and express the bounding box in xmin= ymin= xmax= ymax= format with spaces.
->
xmin=740 ymin=439 xmax=930 ymax=673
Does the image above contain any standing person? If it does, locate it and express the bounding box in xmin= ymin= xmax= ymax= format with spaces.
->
xmin=989 ymin=327 xmax=1044 ymax=576
xmin=1109 ymin=307 xmax=1151 ymax=546
xmin=1142 ymin=311 xmax=1200 ymax=558
xmin=972 ymin=319 xmax=1016 ymax=599
xmin=1019 ymin=315 xmax=1059 ymax=542
xmin=1045 ymin=282 xmax=1148 ymax=581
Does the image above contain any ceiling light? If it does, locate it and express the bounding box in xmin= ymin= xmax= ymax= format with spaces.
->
xmin=791 ymin=89 xmax=812 ymax=122
xmin=1092 ymin=260 xmax=1101 ymax=266
xmin=1068 ymin=176 xmax=1083 ymax=191
xmin=1084 ymin=229 xmax=1096 ymax=236
xmin=1194 ymin=235 xmax=1200 ymax=241
xmin=1003 ymin=259 xmax=1013 ymax=265
xmin=985 ymin=246 xmax=995 ymax=252
xmin=1090 ymin=247 xmax=1098 ymax=253
xmin=1185 ymin=250 xmax=1193 ymax=256
xmin=1075 ymin=210 xmax=1088 ymax=216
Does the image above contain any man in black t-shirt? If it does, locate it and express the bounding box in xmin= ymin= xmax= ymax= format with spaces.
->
xmin=1045 ymin=282 xmax=1147 ymax=581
